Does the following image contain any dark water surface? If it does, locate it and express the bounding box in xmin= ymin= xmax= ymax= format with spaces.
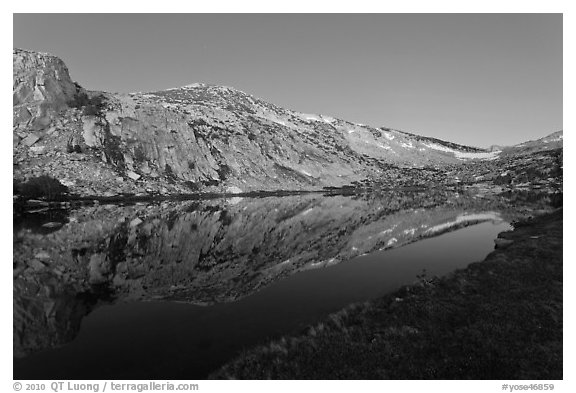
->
xmin=14 ymin=222 xmax=508 ymax=378
xmin=14 ymin=190 xmax=557 ymax=379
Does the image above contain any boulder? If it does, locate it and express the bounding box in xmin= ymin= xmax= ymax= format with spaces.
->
xmin=82 ymin=116 xmax=103 ymax=147
xmin=28 ymin=259 xmax=46 ymax=271
xmin=127 ymin=171 xmax=141 ymax=181
xmin=226 ymin=186 xmax=243 ymax=194
xmin=29 ymin=146 xmax=45 ymax=154
xmin=88 ymin=254 xmax=109 ymax=284
xmin=130 ymin=218 xmax=143 ymax=228
xmin=21 ymin=134 xmax=40 ymax=147
xmin=34 ymin=252 xmax=51 ymax=260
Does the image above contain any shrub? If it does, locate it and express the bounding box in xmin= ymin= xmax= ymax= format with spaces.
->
xmin=82 ymin=95 xmax=106 ymax=116
xmin=15 ymin=176 xmax=69 ymax=200
xmin=68 ymin=92 xmax=106 ymax=116
xmin=217 ymin=164 xmax=232 ymax=180
xmin=184 ymin=181 xmax=201 ymax=192
xmin=68 ymin=90 xmax=89 ymax=108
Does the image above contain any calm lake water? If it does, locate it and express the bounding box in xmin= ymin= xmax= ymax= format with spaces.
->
xmin=14 ymin=190 xmax=554 ymax=379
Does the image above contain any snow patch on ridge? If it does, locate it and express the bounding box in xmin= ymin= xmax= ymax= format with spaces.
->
xmin=383 ymin=132 xmax=395 ymax=141
xmin=183 ymin=83 xmax=203 ymax=89
xmin=454 ymin=150 xmax=501 ymax=160
xmin=544 ymin=134 xmax=563 ymax=143
xmin=424 ymin=212 xmax=501 ymax=235
xmin=386 ymin=238 xmax=398 ymax=247
xmin=423 ymin=142 xmax=454 ymax=153
xmin=424 ymin=142 xmax=501 ymax=161
xmin=299 ymin=113 xmax=335 ymax=123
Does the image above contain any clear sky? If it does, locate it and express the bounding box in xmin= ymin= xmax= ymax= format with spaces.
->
xmin=13 ymin=13 xmax=562 ymax=148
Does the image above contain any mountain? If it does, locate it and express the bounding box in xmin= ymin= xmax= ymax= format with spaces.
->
xmin=501 ymin=131 xmax=563 ymax=156
xmin=12 ymin=49 xmax=562 ymax=197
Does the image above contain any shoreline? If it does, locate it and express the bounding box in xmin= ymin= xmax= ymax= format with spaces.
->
xmin=212 ymin=209 xmax=563 ymax=379
xmin=12 ymin=185 xmax=562 ymax=211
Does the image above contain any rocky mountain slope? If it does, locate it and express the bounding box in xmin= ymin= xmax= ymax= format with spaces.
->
xmin=13 ymin=48 xmax=562 ymax=197
xmin=502 ymin=131 xmax=563 ymax=156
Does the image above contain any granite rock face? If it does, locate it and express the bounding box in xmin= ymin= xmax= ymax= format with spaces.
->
xmin=13 ymin=48 xmax=79 ymax=130
xmin=15 ymin=49 xmax=561 ymax=196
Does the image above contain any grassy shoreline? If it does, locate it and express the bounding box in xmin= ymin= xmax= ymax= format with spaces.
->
xmin=212 ymin=209 xmax=563 ymax=379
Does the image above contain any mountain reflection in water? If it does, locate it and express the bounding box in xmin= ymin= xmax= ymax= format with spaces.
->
xmin=13 ymin=190 xmax=559 ymax=378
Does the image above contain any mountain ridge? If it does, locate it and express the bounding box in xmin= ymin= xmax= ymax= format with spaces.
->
xmin=13 ymin=48 xmax=562 ymax=197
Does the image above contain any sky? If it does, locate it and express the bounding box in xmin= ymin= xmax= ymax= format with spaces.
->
xmin=13 ymin=13 xmax=562 ymax=148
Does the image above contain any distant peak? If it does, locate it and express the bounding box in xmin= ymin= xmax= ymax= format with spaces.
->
xmin=545 ymin=130 xmax=563 ymax=138
xmin=181 ymin=83 xmax=207 ymax=89
xmin=145 ymin=83 xmax=250 ymax=97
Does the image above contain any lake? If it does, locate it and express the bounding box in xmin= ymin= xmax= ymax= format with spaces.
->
xmin=13 ymin=190 xmax=557 ymax=379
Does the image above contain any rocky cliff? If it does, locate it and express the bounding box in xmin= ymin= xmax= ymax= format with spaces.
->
xmin=14 ymin=49 xmax=561 ymax=197
xmin=13 ymin=49 xmax=79 ymax=111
